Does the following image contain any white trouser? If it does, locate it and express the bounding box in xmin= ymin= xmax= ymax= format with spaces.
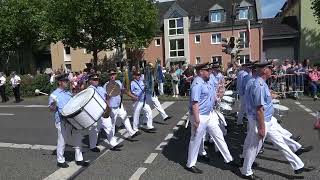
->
xmin=270 ymin=117 xmax=302 ymax=152
xmin=147 ymin=95 xmax=168 ymax=120
xmin=171 ymin=82 xmax=179 ymax=96
xmin=237 ymin=96 xmax=246 ymax=124
xmin=158 ymin=82 xmax=164 ymax=95
xmin=110 ymin=104 xmax=136 ymax=137
xmin=186 ymin=112 xmax=233 ymax=168
xmin=241 ymin=118 xmax=304 ymax=176
xmin=89 ymin=117 xmax=117 ymax=148
xmin=132 ymin=100 xmax=153 ymax=131
xmin=56 ymin=122 xmax=83 ymax=163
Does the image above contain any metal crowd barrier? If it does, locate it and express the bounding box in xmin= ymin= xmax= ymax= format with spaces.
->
xmin=267 ymin=73 xmax=305 ymax=98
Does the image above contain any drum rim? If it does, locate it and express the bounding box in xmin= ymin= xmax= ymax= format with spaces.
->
xmin=222 ymin=96 xmax=234 ymax=102
xmin=219 ymin=102 xmax=232 ymax=110
xmin=273 ymin=104 xmax=289 ymax=111
xmin=61 ymin=88 xmax=95 ymax=116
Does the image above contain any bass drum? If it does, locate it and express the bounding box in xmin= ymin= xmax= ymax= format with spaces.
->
xmin=61 ymin=88 xmax=106 ymax=130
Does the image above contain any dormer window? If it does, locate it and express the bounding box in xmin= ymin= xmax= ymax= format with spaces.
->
xmin=210 ymin=11 xmax=222 ymax=22
xmin=239 ymin=8 xmax=249 ymax=20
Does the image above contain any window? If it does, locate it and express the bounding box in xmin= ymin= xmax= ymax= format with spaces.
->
xmin=65 ymin=47 xmax=71 ymax=55
xmin=239 ymin=31 xmax=249 ymax=48
xmin=169 ymin=18 xmax=184 ymax=36
xmin=211 ymin=56 xmax=222 ymax=65
xmin=239 ymin=8 xmax=249 ymax=20
xmin=155 ymin=39 xmax=161 ymax=46
xmin=196 ymin=57 xmax=201 ymax=64
xmin=211 ymin=33 xmax=222 ymax=44
xmin=238 ymin=55 xmax=250 ymax=65
xmin=169 ymin=39 xmax=184 ymax=57
xmin=210 ymin=11 xmax=222 ymax=22
xmin=195 ymin=34 xmax=201 ymax=43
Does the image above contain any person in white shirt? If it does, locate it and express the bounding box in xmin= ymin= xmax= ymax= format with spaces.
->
xmin=10 ymin=71 xmax=23 ymax=103
xmin=0 ymin=72 xmax=9 ymax=102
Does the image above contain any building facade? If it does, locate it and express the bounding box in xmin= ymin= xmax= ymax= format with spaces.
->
xmin=143 ymin=0 xmax=263 ymax=68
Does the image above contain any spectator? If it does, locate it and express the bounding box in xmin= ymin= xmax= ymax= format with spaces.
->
xmin=170 ymin=68 xmax=179 ymax=98
xmin=308 ymin=66 xmax=320 ymax=100
xmin=10 ymin=71 xmax=23 ymax=103
xmin=0 ymin=72 xmax=9 ymax=102
xmin=181 ymin=64 xmax=194 ymax=96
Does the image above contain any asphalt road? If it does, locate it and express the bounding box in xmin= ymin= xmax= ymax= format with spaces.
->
xmin=0 ymin=96 xmax=319 ymax=180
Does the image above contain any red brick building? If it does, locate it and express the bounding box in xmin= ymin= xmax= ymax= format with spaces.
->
xmin=143 ymin=0 xmax=263 ymax=69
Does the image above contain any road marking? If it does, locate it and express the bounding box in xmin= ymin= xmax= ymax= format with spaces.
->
xmin=181 ymin=115 xmax=188 ymax=120
xmin=43 ymin=102 xmax=174 ymax=180
xmin=177 ymin=120 xmax=185 ymax=126
xmin=155 ymin=142 xmax=168 ymax=151
xmin=0 ymin=105 xmax=48 ymax=108
xmin=0 ymin=142 xmax=56 ymax=150
xmin=0 ymin=113 xmax=14 ymax=116
xmin=294 ymin=101 xmax=318 ymax=118
xmin=144 ymin=153 xmax=158 ymax=164
xmin=129 ymin=167 xmax=147 ymax=180
xmin=164 ymin=133 xmax=174 ymax=141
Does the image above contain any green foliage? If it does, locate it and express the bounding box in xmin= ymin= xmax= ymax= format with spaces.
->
xmin=44 ymin=0 xmax=158 ymax=68
xmin=312 ymin=0 xmax=320 ymax=24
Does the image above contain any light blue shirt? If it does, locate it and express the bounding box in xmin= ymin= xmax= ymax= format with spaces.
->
xmin=237 ymin=70 xmax=248 ymax=96
xmin=103 ymin=80 xmax=123 ymax=108
xmin=248 ymin=77 xmax=274 ymax=122
xmin=49 ymin=88 xmax=72 ymax=123
xmin=131 ymin=79 xmax=145 ymax=102
xmin=244 ymin=76 xmax=256 ymax=116
xmin=88 ymin=85 xmax=106 ymax=101
xmin=209 ymin=73 xmax=219 ymax=89
xmin=190 ymin=76 xmax=214 ymax=115
xmin=216 ymin=72 xmax=224 ymax=82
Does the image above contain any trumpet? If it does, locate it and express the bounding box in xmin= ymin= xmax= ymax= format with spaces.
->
xmin=35 ymin=89 xmax=49 ymax=96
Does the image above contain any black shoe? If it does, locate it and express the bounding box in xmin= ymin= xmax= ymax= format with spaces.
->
xmin=294 ymin=166 xmax=315 ymax=174
xmin=131 ymin=131 xmax=142 ymax=139
xmin=291 ymin=135 xmax=301 ymax=142
xmin=76 ymin=161 xmax=89 ymax=167
xmin=241 ymin=174 xmax=262 ymax=180
xmin=90 ymin=147 xmax=101 ymax=153
xmin=57 ymin=162 xmax=69 ymax=168
xmin=227 ymin=160 xmax=241 ymax=167
xmin=198 ymin=154 xmax=210 ymax=162
xmin=240 ymin=158 xmax=258 ymax=168
xmin=144 ymin=128 xmax=157 ymax=133
xmin=164 ymin=116 xmax=172 ymax=121
xmin=185 ymin=166 xmax=203 ymax=174
xmin=110 ymin=144 xmax=123 ymax=151
xmin=295 ymin=146 xmax=313 ymax=156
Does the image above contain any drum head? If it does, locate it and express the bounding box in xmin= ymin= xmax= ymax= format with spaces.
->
xmin=222 ymin=96 xmax=235 ymax=103
xmin=220 ymin=102 xmax=232 ymax=111
xmin=106 ymin=81 xmax=121 ymax=97
xmin=273 ymin=104 xmax=289 ymax=111
xmin=61 ymin=88 xmax=95 ymax=116
xmin=224 ymin=90 xmax=233 ymax=96
xmin=272 ymin=99 xmax=280 ymax=104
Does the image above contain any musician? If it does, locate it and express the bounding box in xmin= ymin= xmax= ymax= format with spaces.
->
xmin=145 ymin=63 xmax=172 ymax=121
xmin=49 ymin=74 xmax=88 ymax=168
xmin=104 ymin=69 xmax=141 ymax=139
xmin=10 ymin=71 xmax=23 ymax=103
xmin=87 ymin=74 xmax=122 ymax=151
xmin=0 ymin=72 xmax=9 ymax=102
xmin=186 ymin=63 xmax=239 ymax=174
xmin=130 ymin=71 xmax=155 ymax=132
xmin=240 ymin=61 xmax=313 ymax=180
xmin=236 ymin=64 xmax=248 ymax=125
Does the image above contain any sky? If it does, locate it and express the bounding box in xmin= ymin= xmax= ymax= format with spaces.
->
xmin=157 ymin=0 xmax=287 ymax=18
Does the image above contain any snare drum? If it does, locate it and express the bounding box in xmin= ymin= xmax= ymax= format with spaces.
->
xmin=272 ymin=99 xmax=280 ymax=104
xmin=224 ymin=90 xmax=233 ymax=96
xmin=61 ymin=88 xmax=107 ymax=130
xmin=222 ymin=96 xmax=235 ymax=104
xmin=273 ymin=104 xmax=289 ymax=111
xmin=219 ymin=102 xmax=233 ymax=115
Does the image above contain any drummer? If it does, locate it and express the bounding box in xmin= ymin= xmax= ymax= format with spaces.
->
xmin=240 ymin=61 xmax=314 ymax=179
xmin=88 ymin=74 xmax=122 ymax=151
xmin=104 ymin=69 xmax=141 ymax=140
xmin=49 ymin=74 xmax=89 ymax=168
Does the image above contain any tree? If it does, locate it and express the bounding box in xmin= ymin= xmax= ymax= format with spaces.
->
xmin=312 ymin=0 xmax=320 ymax=24
xmin=0 ymin=0 xmax=48 ymax=73
xmin=45 ymin=0 xmax=158 ymax=70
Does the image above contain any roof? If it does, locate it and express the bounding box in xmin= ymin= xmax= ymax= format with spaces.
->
xmin=262 ymin=16 xmax=299 ymax=39
xmin=156 ymin=0 xmax=262 ymax=32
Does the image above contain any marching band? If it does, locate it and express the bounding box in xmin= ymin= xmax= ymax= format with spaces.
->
xmin=47 ymin=60 xmax=315 ymax=180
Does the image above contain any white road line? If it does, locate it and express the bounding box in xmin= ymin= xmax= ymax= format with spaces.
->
xmin=304 ymin=108 xmax=313 ymax=113
xmin=155 ymin=142 xmax=168 ymax=151
xmin=0 ymin=105 xmax=48 ymax=108
xmin=144 ymin=153 xmax=158 ymax=164
xmin=177 ymin=120 xmax=185 ymax=126
xmin=0 ymin=113 xmax=14 ymax=116
xmin=43 ymin=102 xmax=174 ymax=180
xmin=294 ymin=101 xmax=318 ymax=118
xmin=164 ymin=133 xmax=174 ymax=141
xmin=181 ymin=115 xmax=188 ymax=120
xmin=310 ymin=113 xmax=317 ymax=117
xmin=129 ymin=167 xmax=147 ymax=180
xmin=0 ymin=142 xmax=56 ymax=150
xmin=295 ymin=102 xmax=301 ymax=105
